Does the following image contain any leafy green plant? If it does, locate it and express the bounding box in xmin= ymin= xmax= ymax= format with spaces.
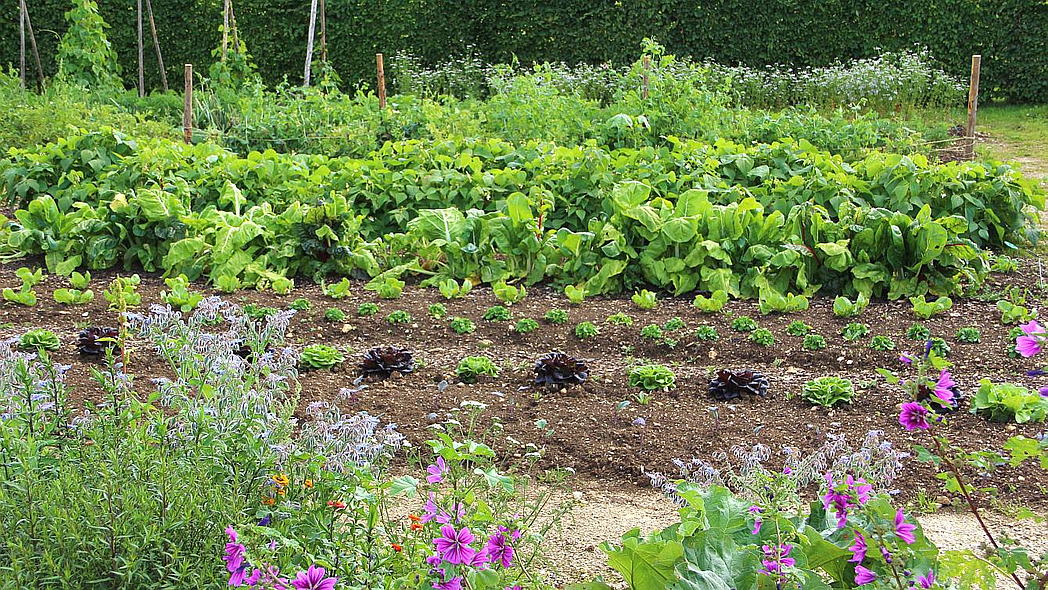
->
xmin=631 ymin=289 xmax=658 ymax=310
xmin=357 ymin=302 xmax=379 ymax=317
xmin=482 ymin=305 xmax=511 ymax=322
xmin=438 ymin=278 xmax=472 ymax=299
xmin=492 ymin=281 xmax=526 ymax=305
xmin=929 ymin=337 xmax=950 ymax=358
xmin=19 ymin=329 xmax=60 ymax=351
xmin=160 ymin=274 xmax=203 ymax=312
xmin=365 ymin=276 xmax=404 ymax=299
xmin=103 ymin=274 xmax=141 ymax=309
xmin=628 ymin=364 xmax=675 ymax=390
xmin=749 ymin=327 xmax=775 ymax=347
xmin=455 ymin=355 xmax=499 ymax=383
xmin=299 ymin=344 xmax=345 ymax=369
xmin=544 ymin=309 xmax=568 ymax=325
xmin=910 ymin=295 xmax=952 ymax=319
xmin=758 ymin=289 xmax=809 ymax=315
xmin=427 ymin=303 xmax=448 ymax=319
xmin=662 ymin=317 xmax=686 ymax=332
xmin=640 ymin=324 xmax=664 ymax=340
xmin=786 ymin=321 xmax=811 ymax=337
xmin=695 ymin=325 xmax=719 ymax=341
xmin=990 ymin=255 xmax=1019 ymax=273
xmin=802 ymin=334 xmax=827 ymax=351
xmin=971 ymin=379 xmax=1048 ymax=423
xmin=514 ymin=318 xmax=539 ymax=334
xmin=575 ymin=321 xmax=599 ymax=339
xmin=321 ymin=278 xmax=352 ymax=300
xmin=802 ymin=376 xmax=855 ymax=407
xmin=870 ymin=335 xmax=896 ymax=351
xmin=54 ymin=270 xmax=94 ymax=305
xmin=56 ymin=0 xmax=123 ymax=90
xmin=386 ymin=310 xmax=412 ymax=325
xmin=998 ymin=291 xmax=1036 ymax=324
xmin=449 ymin=317 xmax=476 ymax=334
xmin=3 ymin=267 xmax=42 ymax=307
xmin=841 ymin=322 xmax=870 ymax=341
xmin=289 ymin=298 xmax=312 ymax=311
xmin=606 ymin=313 xmax=633 ymax=326
xmin=730 ymin=316 xmax=757 ymax=332
xmin=955 ymin=327 xmax=981 ymax=343
xmin=564 ymin=285 xmax=585 ymax=305
xmin=323 ymin=307 xmax=346 ymax=322
xmin=243 ymin=304 xmax=277 ymax=320
xmin=833 ymin=294 xmax=869 ymax=317
xmin=906 ymin=323 xmax=930 ymax=341
xmin=693 ymin=290 xmax=727 ymax=313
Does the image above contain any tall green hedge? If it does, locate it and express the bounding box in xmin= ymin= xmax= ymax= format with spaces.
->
xmin=3 ymin=0 xmax=1045 ymax=103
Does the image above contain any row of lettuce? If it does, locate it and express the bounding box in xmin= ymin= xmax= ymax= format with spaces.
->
xmin=0 ymin=129 xmax=1043 ymax=302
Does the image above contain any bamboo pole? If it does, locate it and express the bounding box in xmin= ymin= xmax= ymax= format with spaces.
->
xmin=137 ymin=0 xmax=144 ymax=97
xmin=304 ymin=0 xmax=318 ymax=87
xmin=19 ymin=1 xmax=25 ymax=88
xmin=183 ymin=64 xmax=193 ymax=144
xmin=222 ymin=0 xmax=229 ymax=60
xmin=319 ymin=0 xmax=326 ymax=63
xmin=22 ymin=0 xmax=44 ymax=91
xmin=144 ymin=0 xmax=167 ymax=91
xmin=376 ymin=53 xmax=386 ymax=108
xmin=965 ymin=55 xmax=982 ymax=160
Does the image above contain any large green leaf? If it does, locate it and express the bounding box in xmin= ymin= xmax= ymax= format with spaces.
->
xmin=602 ymin=529 xmax=684 ymax=590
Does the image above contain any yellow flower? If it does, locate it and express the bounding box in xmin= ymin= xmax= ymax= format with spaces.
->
xmin=304 ymin=479 xmax=314 ymax=489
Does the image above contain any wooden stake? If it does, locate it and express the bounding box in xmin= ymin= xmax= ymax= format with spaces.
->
xmin=19 ymin=0 xmax=25 ymax=88
xmin=965 ymin=55 xmax=982 ymax=160
xmin=229 ymin=1 xmax=239 ymax=51
xmin=376 ymin=53 xmax=386 ymax=109
xmin=222 ymin=0 xmax=229 ymax=61
xmin=22 ymin=0 xmax=43 ymax=92
xmin=319 ymin=0 xmax=327 ymax=63
xmin=183 ymin=64 xmax=193 ymax=144
xmin=304 ymin=0 xmax=318 ymax=87
xmin=137 ymin=0 xmax=144 ymax=97
xmin=642 ymin=55 xmax=651 ymax=99
xmin=144 ymin=0 xmax=167 ymax=91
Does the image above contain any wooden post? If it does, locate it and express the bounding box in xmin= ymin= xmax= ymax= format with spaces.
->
xmin=183 ymin=64 xmax=193 ymax=144
xmin=144 ymin=0 xmax=167 ymax=91
xmin=376 ymin=53 xmax=386 ymax=108
xmin=19 ymin=0 xmax=25 ymax=88
xmin=642 ymin=55 xmax=650 ymax=99
xmin=229 ymin=1 xmax=239 ymax=51
xmin=22 ymin=0 xmax=44 ymax=92
xmin=222 ymin=0 xmax=229 ymax=60
xmin=304 ymin=0 xmax=318 ymax=87
xmin=965 ymin=55 xmax=981 ymax=160
xmin=137 ymin=0 xmax=144 ymax=97
xmin=319 ymin=0 xmax=326 ymax=63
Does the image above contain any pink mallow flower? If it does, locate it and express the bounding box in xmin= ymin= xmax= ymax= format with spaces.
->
xmin=289 ymin=565 xmax=338 ymax=590
xmin=1016 ymin=321 xmax=1046 ymax=357
xmin=933 ymin=370 xmax=956 ymax=404
xmin=894 ymin=509 xmax=917 ymax=544
xmin=849 ymin=531 xmax=867 ymax=563
xmin=899 ymin=402 xmax=930 ymax=431
xmin=855 ymin=565 xmax=877 ymax=585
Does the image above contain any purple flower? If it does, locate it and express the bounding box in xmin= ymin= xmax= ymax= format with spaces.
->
xmin=432 ymin=577 xmax=463 ymax=590
xmin=223 ymin=526 xmax=251 ymax=586
xmin=1016 ymin=321 xmax=1045 ymax=358
xmin=486 ymin=532 xmax=515 ymax=568
xmin=433 ymin=525 xmax=477 ymax=565
xmin=427 ymin=457 xmax=448 ymax=484
xmin=782 ymin=466 xmax=792 ymax=475
xmin=749 ymin=505 xmax=762 ymax=535
xmin=933 ymin=370 xmax=956 ymax=403
xmin=894 ymin=509 xmax=917 ymax=545
xmin=1021 ymin=320 xmax=1045 ymax=338
xmin=855 ymin=565 xmax=877 ymax=585
xmin=880 ymin=546 xmax=893 ymax=564
xmin=899 ymin=353 xmax=914 ymax=365
xmin=917 ymin=571 xmax=936 ymax=589
xmin=289 ymin=565 xmax=338 ymax=590
xmin=258 ymin=514 xmax=272 ymax=526
xmin=899 ymin=402 xmax=930 ymax=431
xmin=425 ymin=553 xmax=443 ymax=567
xmin=1040 ymin=386 xmax=1048 ymax=397
xmin=849 ymin=531 xmax=867 ymax=563
xmin=758 ymin=544 xmax=795 ymax=576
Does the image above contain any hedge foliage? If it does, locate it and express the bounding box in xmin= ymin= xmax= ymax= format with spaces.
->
xmin=2 ymin=0 xmax=1045 ymax=102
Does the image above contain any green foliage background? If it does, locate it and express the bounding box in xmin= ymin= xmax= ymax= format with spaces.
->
xmin=2 ymin=0 xmax=1045 ymax=101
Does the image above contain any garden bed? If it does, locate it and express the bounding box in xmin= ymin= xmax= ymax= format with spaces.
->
xmin=4 ymin=258 xmax=1046 ymax=508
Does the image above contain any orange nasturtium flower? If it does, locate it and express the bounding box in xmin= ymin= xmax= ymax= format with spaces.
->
xmin=408 ymin=514 xmax=423 ymax=531
xmin=304 ymin=479 xmax=314 ymax=489
xmin=328 ymin=500 xmax=347 ymax=510
xmin=391 ymin=543 xmax=403 ymax=552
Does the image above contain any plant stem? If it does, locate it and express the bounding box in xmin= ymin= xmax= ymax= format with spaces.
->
xmin=933 ymin=437 xmax=1026 ymax=590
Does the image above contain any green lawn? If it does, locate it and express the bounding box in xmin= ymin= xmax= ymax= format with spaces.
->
xmin=974 ymin=104 xmax=1048 ymax=184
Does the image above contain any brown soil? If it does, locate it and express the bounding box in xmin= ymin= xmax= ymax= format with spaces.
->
xmin=2 ymin=259 xmax=1046 ymax=510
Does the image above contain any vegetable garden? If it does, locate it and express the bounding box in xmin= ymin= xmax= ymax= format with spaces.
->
xmin=1 ymin=2 xmax=1047 ymax=589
